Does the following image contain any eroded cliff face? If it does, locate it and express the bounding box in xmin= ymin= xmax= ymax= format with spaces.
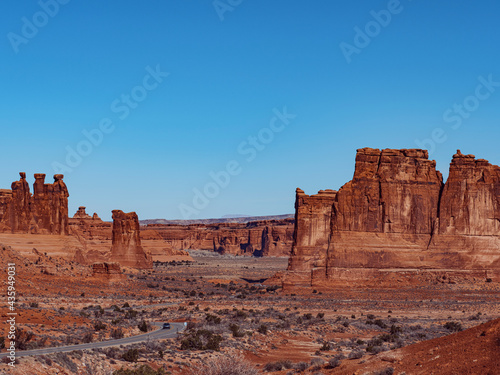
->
xmin=285 ymin=148 xmax=500 ymax=288
xmin=439 ymin=150 xmax=500 ymax=236
xmin=110 ymin=210 xmax=152 ymax=269
xmin=0 ymin=173 xmax=69 ymax=235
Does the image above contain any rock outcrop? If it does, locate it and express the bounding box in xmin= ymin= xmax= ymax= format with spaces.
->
xmin=284 ymin=148 xmax=500 ymax=288
xmin=110 ymin=210 xmax=152 ymax=269
xmin=0 ymin=173 xmax=69 ymax=235
xmin=91 ymin=262 xmax=125 ymax=281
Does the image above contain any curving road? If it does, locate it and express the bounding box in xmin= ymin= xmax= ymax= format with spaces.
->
xmin=0 ymin=322 xmax=185 ymax=358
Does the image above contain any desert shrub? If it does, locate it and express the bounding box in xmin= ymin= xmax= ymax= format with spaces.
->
xmin=94 ymin=321 xmax=107 ymax=331
xmin=205 ymin=314 xmax=222 ymax=325
xmin=374 ymin=367 xmax=394 ymax=375
xmin=229 ymin=324 xmax=245 ymax=338
xmin=54 ymin=353 xmax=78 ymax=373
xmin=367 ymin=314 xmax=376 ymax=320
xmin=257 ymin=324 xmax=268 ymax=335
xmin=138 ymin=320 xmax=149 ymax=332
xmin=310 ymin=358 xmax=325 ymax=370
xmin=374 ymin=319 xmax=387 ymax=329
xmin=188 ymin=354 xmax=258 ymax=375
xmin=319 ymin=341 xmax=332 ymax=351
xmin=15 ymin=328 xmax=34 ymax=350
xmin=294 ymin=362 xmax=310 ymax=371
xmin=113 ymin=364 xmax=165 ymax=375
xmin=111 ymin=327 xmax=124 ymax=339
xmin=348 ymin=350 xmax=363 ymax=359
xmin=444 ymin=321 xmax=463 ymax=332
xmin=264 ymin=360 xmax=294 ymax=371
xmin=469 ymin=313 xmax=481 ymax=321
xmin=235 ymin=310 xmax=248 ymax=319
xmin=0 ymin=336 xmax=4 ymax=349
xmin=82 ymin=332 xmax=93 ymax=343
xmin=122 ymin=348 xmax=139 ymax=362
xmin=326 ymin=354 xmax=345 ymax=369
xmin=180 ymin=329 xmax=223 ymax=351
xmin=30 ymin=302 xmax=39 ymax=308
xmin=122 ymin=302 xmax=130 ymax=308
xmin=317 ymin=312 xmax=325 ymax=319
xmin=41 ymin=356 xmax=52 ymax=366
xmin=125 ymin=309 xmax=138 ymax=319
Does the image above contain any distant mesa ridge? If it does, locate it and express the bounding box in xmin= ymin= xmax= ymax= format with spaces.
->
xmin=284 ymin=147 xmax=500 ymax=288
xmin=140 ymin=214 xmax=294 ymax=226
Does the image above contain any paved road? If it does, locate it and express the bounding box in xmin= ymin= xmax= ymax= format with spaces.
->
xmin=0 ymin=322 xmax=185 ymax=358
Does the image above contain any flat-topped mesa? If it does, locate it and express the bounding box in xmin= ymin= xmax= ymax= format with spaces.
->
xmin=110 ymin=210 xmax=152 ymax=269
xmin=284 ymin=148 xmax=500 ymax=288
xmin=0 ymin=173 xmax=69 ymax=235
xmin=439 ymin=150 xmax=500 ymax=235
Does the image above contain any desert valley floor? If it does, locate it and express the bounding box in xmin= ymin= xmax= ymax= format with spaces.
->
xmin=1 ymin=244 xmax=499 ymax=375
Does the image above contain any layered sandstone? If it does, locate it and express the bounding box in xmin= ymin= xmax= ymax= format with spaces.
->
xmin=0 ymin=173 xmax=69 ymax=235
xmin=285 ymin=148 xmax=500 ymax=288
xmin=110 ymin=210 xmax=152 ymax=269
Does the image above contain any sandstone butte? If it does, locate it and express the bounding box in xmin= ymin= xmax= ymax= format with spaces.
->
xmin=109 ymin=210 xmax=152 ymax=269
xmin=284 ymin=148 xmax=500 ymax=289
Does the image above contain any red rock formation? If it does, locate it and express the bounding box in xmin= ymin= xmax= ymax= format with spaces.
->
xmin=284 ymin=148 xmax=500 ymax=289
xmin=91 ymin=262 xmax=125 ymax=281
xmin=32 ymin=174 xmax=69 ymax=235
xmin=110 ymin=210 xmax=152 ymax=269
xmin=0 ymin=173 xmax=69 ymax=235
xmin=439 ymin=150 xmax=500 ymax=235
xmin=10 ymin=172 xmax=32 ymax=233
xmin=73 ymin=206 xmax=92 ymax=219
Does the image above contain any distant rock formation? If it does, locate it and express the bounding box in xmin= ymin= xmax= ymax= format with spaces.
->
xmin=143 ymin=219 xmax=294 ymax=256
xmin=110 ymin=210 xmax=152 ymax=269
xmin=284 ymin=148 xmax=500 ymax=288
xmin=73 ymin=206 xmax=92 ymax=219
xmin=0 ymin=173 xmax=69 ymax=235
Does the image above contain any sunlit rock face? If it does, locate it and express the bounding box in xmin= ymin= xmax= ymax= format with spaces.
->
xmin=284 ymin=148 xmax=500 ymax=288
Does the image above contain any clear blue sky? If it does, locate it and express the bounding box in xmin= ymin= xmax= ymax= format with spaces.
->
xmin=1 ymin=1 xmax=500 ymax=220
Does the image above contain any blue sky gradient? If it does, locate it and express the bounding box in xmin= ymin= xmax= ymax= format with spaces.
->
xmin=1 ymin=1 xmax=500 ymax=220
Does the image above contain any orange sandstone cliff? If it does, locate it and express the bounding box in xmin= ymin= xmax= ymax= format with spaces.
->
xmin=284 ymin=148 xmax=500 ymax=288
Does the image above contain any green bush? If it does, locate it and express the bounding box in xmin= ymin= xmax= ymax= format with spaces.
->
xmin=138 ymin=320 xmax=149 ymax=332
xmin=122 ymin=348 xmax=139 ymax=362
